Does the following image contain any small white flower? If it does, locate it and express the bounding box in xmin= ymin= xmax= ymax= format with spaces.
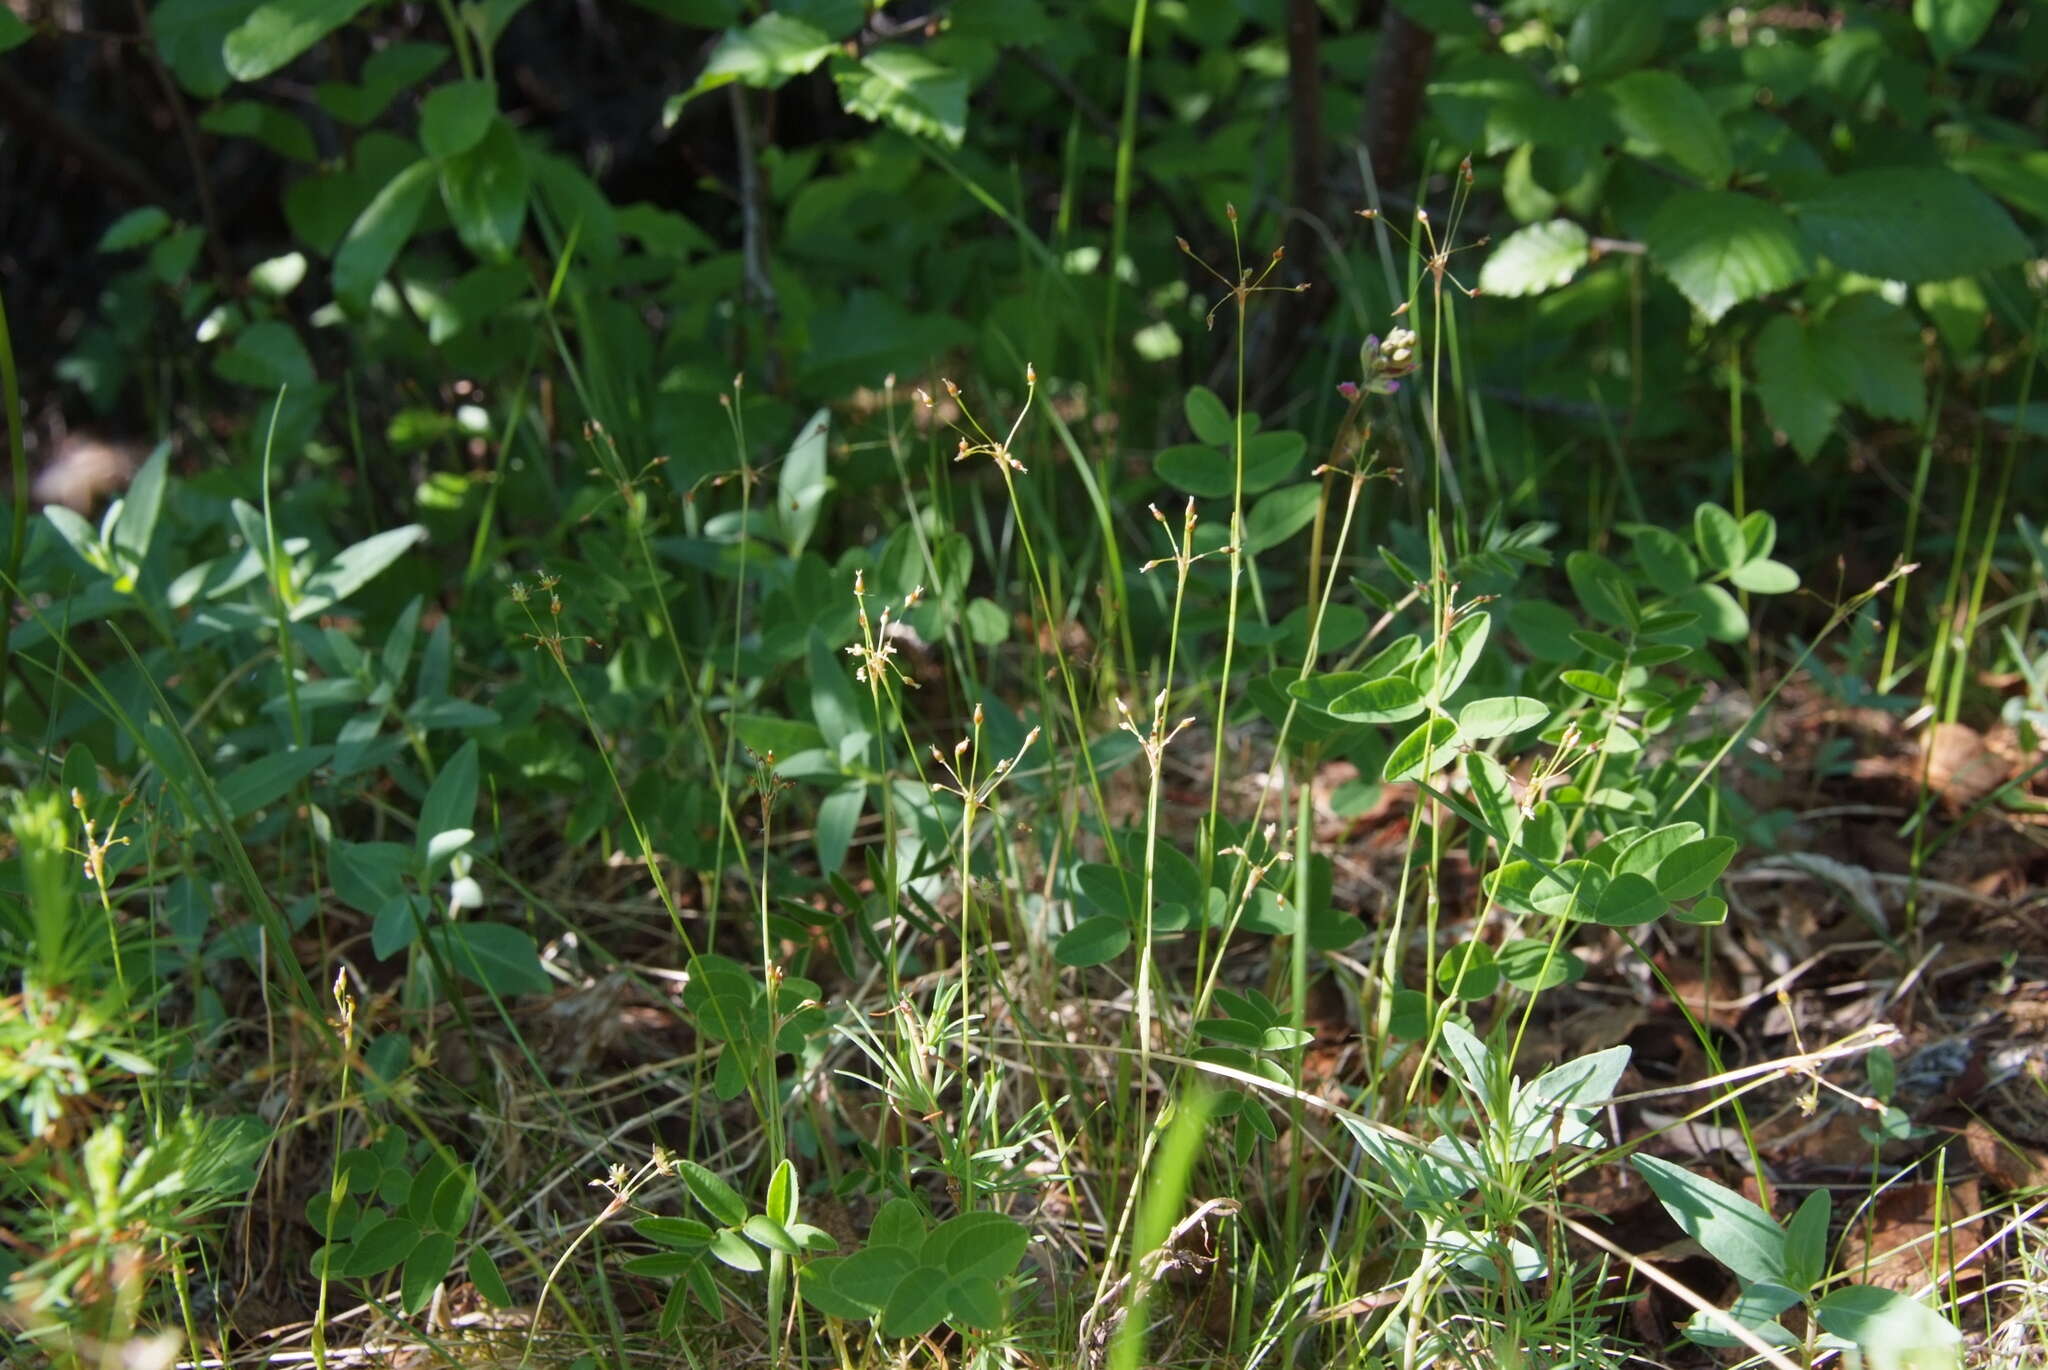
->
xmin=449 ymin=876 xmax=485 ymax=911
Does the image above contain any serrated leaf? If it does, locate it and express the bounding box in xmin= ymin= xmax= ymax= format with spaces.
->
xmin=1605 ymin=70 xmax=1731 ymax=185
xmin=834 ymin=48 xmax=967 ymax=148
xmin=1477 ymin=219 xmax=1590 ymax=297
xmin=1791 ymin=167 xmax=2029 ymax=283
xmin=1646 ymin=191 xmax=1809 ymax=323
xmin=1814 ymin=293 xmax=1926 ymax=424
xmin=669 ymin=13 xmax=836 ymax=114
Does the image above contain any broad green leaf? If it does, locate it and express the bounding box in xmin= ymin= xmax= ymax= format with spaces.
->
xmin=468 ymin=1246 xmax=512 ymax=1306
xmin=668 ymin=13 xmax=836 ymax=115
xmin=1477 ymin=219 xmax=1589 ymax=297
xmin=1655 ymin=836 xmax=1737 ymax=899
xmin=420 ymin=79 xmax=497 ymax=160
xmin=766 ymin=1158 xmax=797 ymax=1227
xmin=1813 ymin=1286 xmax=1962 ymax=1369
xmin=1055 ymin=915 xmax=1129 ymax=968
xmin=1243 ymin=483 xmax=1321 ymax=553
xmin=316 ymin=41 xmax=447 ymax=125
xmin=401 ymin=1232 xmax=455 ymax=1314
xmin=1914 ymin=0 xmax=1999 ymax=61
xmin=1425 ymin=612 xmax=1491 ymax=702
xmin=1784 ymin=1188 xmax=1830 ymax=1294
xmin=1566 ymin=550 xmax=1639 ymax=630
xmin=152 ymin=0 xmax=263 ymax=98
xmin=635 ymin=1216 xmax=714 ymax=1249
xmin=342 ymin=1215 xmax=421 ymax=1277
xmin=815 ymin=780 xmax=863 ymax=878
xmin=1631 ymin=525 xmax=1697 ymax=595
xmin=798 ymin=1257 xmax=871 ymax=1319
xmin=0 ymin=7 xmax=26 ymax=50
xmin=743 ymin=1214 xmax=802 ymax=1255
xmin=418 ymin=740 xmax=480 ymax=862
xmin=922 ymin=1212 xmax=1029 ymax=1281
xmin=1591 ymin=871 xmax=1666 ymax=927
xmin=1436 ymin=939 xmax=1500 ymax=999
xmin=678 ymin=1159 xmax=748 ymax=1227
xmin=1815 ymin=293 xmax=1926 ymax=424
xmin=440 ymin=120 xmax=529 ymax=261
xmin=834 ymin=48 xmax=968 ymax=148
xmin=100 ymin=206 xmax=172 ymax=251
xmin=1532 ymin=860 xmax=1608 ymax=920
xmin=879 ymin=1266 xmax=955 ymax=1338
xmin=1617 ymin=822 xmax=1703 ymax=878
xmin=1729 ymin=558 xmax=1798 ymax=593
xmin=200 ymin=100 xmax=317 ymax=161
xmin=1184 ymin=385 xmax=1234 ymax=445
xmin=779 ymin=409 xmax=830 ymax=556
xmin=1457 ymin=695 xmax=1548 ymax=740
xmin=111 ymin=442 xmax=169 ymax=560
xmin=1790 ymin=168 xmax=2029 ymax=283
xmin=1326 ymin=675 xmax=1425 ymax=724
xmin=1566 ymin=0 xmax=1660 ymax=78
xmin=224 ymin=0 xmax=376 ymax=81
xmin=1632 ymin=1153 xmax=1787 ymax=1286
xmin=1645 ymin=192 xmax=1808 ymax=323
xmin=334 ymin=159 xmax=437 ymax=309
xmin=292 ymin=526 xmax=427 ymax=619
xmin=833 ymin=1241 xmax=918 ymax=1308
xmin=1752 ymin=313 xmax=1839 ymax=461
xmin=708 ymin=1227 xmax=762 ymax=1272
xmin=1383 ymin=716 xmax=1461 ymax=782
xmin=215 ymin=321 xmax=315 ymax=390
xmin=1604 ymin=70 xmax=1731 ymax=186
xmin=219 ymin=745 xmax=332 ymax=818
xmin=1498 ymin=938 xmax=1583 ymax=991
xmin=431 ymin=922 xmax=551 ymax=996
xmin=1693 ymin=503 xmax=1746 ymax=573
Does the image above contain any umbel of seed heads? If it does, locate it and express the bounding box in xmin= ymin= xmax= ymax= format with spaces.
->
xmin=915 ymin=366 xmax=1036 ymax=474
xmin=510 ymin=568 xmax=601 ymax=663
xmin=928 ymin=704 xmax=1042 ymax=806
xmin=1139 ymin=497 xmax=1236 ymax=575
xmin=1115 ymin=691 xmax=1195 ymax=775
xmin=1176 ymin=202 xmax=1310 ymax=331
xmin=845 ymin=569 xmax=923 ymax=688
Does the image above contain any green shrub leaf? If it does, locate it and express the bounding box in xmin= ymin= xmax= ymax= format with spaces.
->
xmin=1477 ymin=219 xmax=1590 ymax=297
xmin=1790 ymin=167 xmax=2029 ymax=283
xmin=1645 ymin=192 xmax=1809 ymax=323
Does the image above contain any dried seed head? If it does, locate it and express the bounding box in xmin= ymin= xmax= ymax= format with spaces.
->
xmin=1175 ymin=235 xmax=1193 ymax=254
xmin=1025 ymin=362 xmax=1036 ymax=384
xmin=944 ymin=378 xmax=961 ymax=399
xmin=1358 ymin=208 xmax=1379 ymax=221
xmin=973 ymin=702 xmax=985 ymax=727
xmin=1226 ymin=202 xmax=1238 ymax=221
xmin=915 ymin=388 xmax=933 ymax=407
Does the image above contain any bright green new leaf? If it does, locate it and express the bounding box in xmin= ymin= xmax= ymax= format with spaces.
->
xmin=834 ymin=48 xmax=968 ymax=148
xmin=1457 ymin=695 xmax=1548 ymax=740
xmin=224 ymin=0 xmax=376 ymax=81
xmin=1384 ymin=716 xmax=1460 ymax=782
xmin=667 ymin=13 xmax=836 ymax=116
xmin=1477 ymin=219 xmax=1590 ymax=297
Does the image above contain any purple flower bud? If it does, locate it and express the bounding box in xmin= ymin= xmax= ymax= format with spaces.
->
xmin=1337 ymin=381 xmax=1360 ymax=400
